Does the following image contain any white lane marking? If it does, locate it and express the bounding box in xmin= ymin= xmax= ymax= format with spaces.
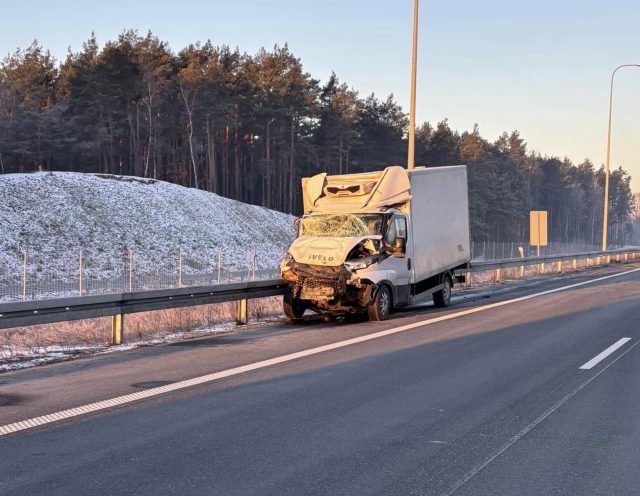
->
xmin=1 ymin=267 xmax=639 ymax=437
xmin=444 ymin=338 xmax=640 ymax=496
xmin=579 ymin=338 xmax=632 ymax=370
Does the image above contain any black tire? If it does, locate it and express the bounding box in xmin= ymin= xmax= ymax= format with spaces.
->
xmin=283 ymin=286 xmax=306 ymax=320
xmin=433 ymin=274 xmax=452 ymax=308
xmin=367 ymin=285 xmax=392 ymax=321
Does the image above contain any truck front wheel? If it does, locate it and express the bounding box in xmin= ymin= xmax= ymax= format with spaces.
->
xmin=283 ymin=286 xmax=306 ymax=320
xmin=433 ymin=274 xmax=452 ymax=307
xmin=367 ymin=285 xmax=392 ymax=321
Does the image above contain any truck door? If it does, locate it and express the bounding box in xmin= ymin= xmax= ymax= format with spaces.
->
xmin=381 ymin=214 xmax=412 ymax=298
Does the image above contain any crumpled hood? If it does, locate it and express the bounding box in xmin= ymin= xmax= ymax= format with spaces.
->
xmin=289 ymin=236 xmax=381 ymax=267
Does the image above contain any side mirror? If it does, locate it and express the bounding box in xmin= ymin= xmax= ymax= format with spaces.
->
xmin=392 ymin=236 xmax=406 ymax=257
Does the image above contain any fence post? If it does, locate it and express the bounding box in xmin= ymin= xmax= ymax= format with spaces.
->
xmin=178 ymin=249 xmax=183 ymax=288
xmin=22 ymin=252 xmax=27 ymax=300
xmin=79 ymin=250 xmax=84 ymax=296
xmin=252 ymin=246 xmax=257 ymax=281
xmin=128 ymin=250 xmax=133 ymax=292
xmin=111 ymin=313 xmax=124 ymax=345
xmin=217 ymin=249 xmax=223 ymax=284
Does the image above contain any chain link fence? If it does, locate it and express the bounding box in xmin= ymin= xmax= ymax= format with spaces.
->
xmin=469 ymin=241 xmax=615 ymax=261
xmin=0 ymin=248 xmax=282 ymax=302
xmin=0 ymin=241 xmax=628 ymax=302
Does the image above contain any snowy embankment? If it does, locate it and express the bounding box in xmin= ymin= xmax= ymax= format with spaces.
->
xmin=0 ymin=172 xmax=295 ymax=286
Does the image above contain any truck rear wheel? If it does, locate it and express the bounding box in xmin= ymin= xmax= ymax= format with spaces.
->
xmin=367 ymin=285 xmax=392 ymax=321
xmin=283 ymin=286 xmax=306 ymax=320
xmin=433 ymin=274 xmax=452 ymax=308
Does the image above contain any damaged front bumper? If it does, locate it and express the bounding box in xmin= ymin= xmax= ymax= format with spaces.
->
xmin=280 ymin=258 xmax=374 ymax=312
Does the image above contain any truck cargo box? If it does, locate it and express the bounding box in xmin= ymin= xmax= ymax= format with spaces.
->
xmin=407 ymin=166 xmax=470 ymax=285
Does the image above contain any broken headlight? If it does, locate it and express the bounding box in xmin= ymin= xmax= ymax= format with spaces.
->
xmin=280 ymin=253 xmax=293 ymax=271
xmin=344 ymin=257 xmax=376 ymax=272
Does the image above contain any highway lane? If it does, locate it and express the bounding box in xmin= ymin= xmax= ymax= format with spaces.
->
xmin=1 ymin=263 xmax=639 ymax=495
xmin=0 ymin=266 xmax=620 ymax=426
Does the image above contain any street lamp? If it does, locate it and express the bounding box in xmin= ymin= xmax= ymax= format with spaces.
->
xmin=407 ymin=0 xmax=419 ymax=170
xmin=602 ymin=63 xmax=640 ymax=251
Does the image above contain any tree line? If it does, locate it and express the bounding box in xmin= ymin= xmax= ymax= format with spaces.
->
xmin=0 ymin=31 xmax=635 ymax=245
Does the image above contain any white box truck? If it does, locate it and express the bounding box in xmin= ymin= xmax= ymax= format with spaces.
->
xmin=280 ymin=165 xmax=471 ymax=320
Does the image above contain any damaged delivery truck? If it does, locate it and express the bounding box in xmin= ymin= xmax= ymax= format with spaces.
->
xmin=280 ymin=165 xmax=471 ymax=321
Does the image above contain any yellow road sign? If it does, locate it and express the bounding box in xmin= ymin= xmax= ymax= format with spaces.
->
xmin=530 ymin=211 xmax=548 ymax=247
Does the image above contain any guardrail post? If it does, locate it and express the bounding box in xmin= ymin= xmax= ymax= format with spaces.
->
xmin=624 ymin=253 xmax=628 ymax=262
xmin=465 ymin=271 xmax=471 ymax=288
xmin=111 ymin=313 xmax=124 ymax=345
xmin=494 ymin=268 xmax=501 ymax=283
xmin=557 ymin=261 xmax=562 ymax=273
xmin=572 ymin=259 xmax=577 ymax=270
xmin=236 ymin=298 xmax=248 ymax=325
xmin=22 ymin=252 xmax=28 ymax=300
xmin=606 ymin=255 xmax=611 ymax=264
xmin=539 ymin=262 xmax=545 ymax=275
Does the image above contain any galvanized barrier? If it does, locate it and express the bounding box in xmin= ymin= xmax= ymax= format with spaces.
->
xmin=0 ymin=280 xmax=288 ymax=344
xmin=0 ymin=248 xmax=638 ymax=344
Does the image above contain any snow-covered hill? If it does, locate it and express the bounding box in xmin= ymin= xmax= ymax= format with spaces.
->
xmin=0 ymin=172 xmax=295 ymax=283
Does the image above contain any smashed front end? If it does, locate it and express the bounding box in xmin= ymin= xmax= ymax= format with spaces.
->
xmin=280 ymin=237 xmax=381 ymax=314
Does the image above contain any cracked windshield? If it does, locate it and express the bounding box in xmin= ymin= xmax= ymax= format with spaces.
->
xmin=300 ymin=214 xmax=383 ymax=237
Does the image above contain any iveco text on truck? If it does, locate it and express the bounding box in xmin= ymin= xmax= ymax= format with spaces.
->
xmin=280 ymin=165 xmax=471 ymax=320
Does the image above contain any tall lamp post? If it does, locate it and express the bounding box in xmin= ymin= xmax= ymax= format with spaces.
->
xmin=602 ymin=63 xmax=640 ymax=251
xmin=407 ymin=0 xmax=419 ymax=170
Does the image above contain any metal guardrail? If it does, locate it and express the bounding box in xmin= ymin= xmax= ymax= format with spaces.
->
xmin=0 ymin=280 xmax=288 ymax=341
xmin=0 ymin=248 xmax=638 ymax=342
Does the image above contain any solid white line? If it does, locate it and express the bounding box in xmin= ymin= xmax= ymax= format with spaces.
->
xmin=443 ymin=338 xmax=640 ymax=495
xmin=1 ymin=266 xmax=639 ymax=437
xmin=579 ymin=338 xmax=632 ymax=370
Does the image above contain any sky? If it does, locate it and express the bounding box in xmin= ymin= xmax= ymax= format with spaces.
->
xmin=1 ymin=0 xmax=639 ymax=190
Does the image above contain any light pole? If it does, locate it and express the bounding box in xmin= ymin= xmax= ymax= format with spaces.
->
xmin=602 ymin=63 xmax=640 ymax=251
xmin=407 ymin=0 xmax=419 ymax=170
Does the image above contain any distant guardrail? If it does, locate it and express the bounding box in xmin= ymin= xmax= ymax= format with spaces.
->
xmin=0 ymin=248 xmax=638 ymax=344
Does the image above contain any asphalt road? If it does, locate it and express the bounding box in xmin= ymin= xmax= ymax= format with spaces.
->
xmin=1 ymin=263 xmax=640 ymax=495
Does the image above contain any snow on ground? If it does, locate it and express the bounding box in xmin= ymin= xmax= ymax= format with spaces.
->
xmin=0 ymin=172 xmax=295 ymax=287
